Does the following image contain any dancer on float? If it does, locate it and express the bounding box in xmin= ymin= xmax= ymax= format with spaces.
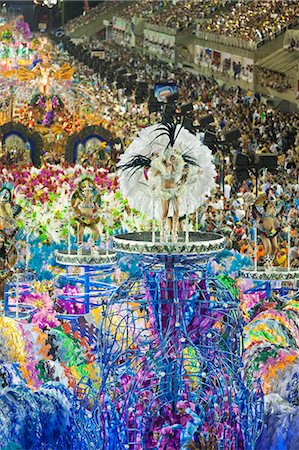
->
xmin=0 ymin=183 xmax=21 ymax=298
xmin=0 ymin=49 xmax=74 ymax=97
xmin=71 ymin=176 xmax=102 ymax=255
xmin=118 ymin=120 xmax=216 ymax=242
xmin=252 ymin=187 xmax=283 ymax=269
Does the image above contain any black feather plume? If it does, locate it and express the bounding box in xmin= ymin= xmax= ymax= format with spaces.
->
xmin=155 ymin=122 xmax=177 ymax=147
xmin=119 ymin=155 xmax=151 ymax=178
xmin=155 ymin=116 xmax=183 ymax=148
xmin=182 ymin=154 xmax=199 ymax=167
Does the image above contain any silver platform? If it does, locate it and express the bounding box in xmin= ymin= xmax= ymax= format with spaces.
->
xmin=55 ymin=249 xmax=117 ymax=267
xmin=113 ymin=231 xmax=225 ymax=257
xmin=241 ymin=267 xmax=299 ymax=281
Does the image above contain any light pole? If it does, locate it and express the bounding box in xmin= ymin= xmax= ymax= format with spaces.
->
xmin=60 ymin=0 xmax=64 ymax=27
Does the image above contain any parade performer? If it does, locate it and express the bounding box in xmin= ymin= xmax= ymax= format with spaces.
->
xmin=118 ymin=122 xmax=216 ymax=242
xmin=0 ymin=51 xmax=75 ymax=97
xmin=71 ymin=176 xmax=101 ymax=254
xmin=0 ymin=183 xmax=21 ymax=234
xmin=252 ymin=188 xmax=283 ymax=269
xmin=0 ymin=184 xmax=21 ymax=299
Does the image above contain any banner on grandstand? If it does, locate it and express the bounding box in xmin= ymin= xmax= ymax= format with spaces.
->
xmin=194 ymin=46 xmax=254 ymax=83
xmin=144 ymin=28 xmax=176 ymax=61
xmin=112 ymin=16 xmax=136 ymax=46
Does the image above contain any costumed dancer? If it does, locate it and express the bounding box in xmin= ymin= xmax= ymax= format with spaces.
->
xmin=252 ymin=188 xmax=283 ymax=269
xmin=0 ymin=183 xmax=21 ymax=299
xmin=71 ymin=176 xmax=101 ymax=255
xmin=0 ymin=51 xmax=75 ymax=98
xmin=118 ymin=122 xmax=216 ymax=242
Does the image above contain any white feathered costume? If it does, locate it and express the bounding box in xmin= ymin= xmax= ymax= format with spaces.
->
xmin=118 ymin=123 xmax=216 ymax=219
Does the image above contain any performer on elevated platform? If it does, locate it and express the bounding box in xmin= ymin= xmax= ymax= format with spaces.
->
xmin=252 ymin=188 xmax=283 ymax=269
xmin=0 ymin=183 xmax=21 ymax=299
xmin=118 ymin=121 xmax=216 ymax=243
xmin=71 ymin=176 xmax=101 ymax=255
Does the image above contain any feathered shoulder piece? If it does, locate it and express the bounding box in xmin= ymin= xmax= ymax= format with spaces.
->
xmin=16 ymin=65 xmax=37 ymax=81
xmin=155 ymin=121 xmax=199 ymax=167
xmin=119 ymin=155 xmax=151 ymax=177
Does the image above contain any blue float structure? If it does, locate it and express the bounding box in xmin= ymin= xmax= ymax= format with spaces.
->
xmin=4 ymin=270 xmax=36 ymax=319
xmin=242 ymin=222 xmax=299 ymax=302
xmin=74 ymin=231 xmax=264 ymax=449
xmin=241 ymin=266 xmax=299 ymax=302
xmin=55 ymin=249 xmax=118 ymax=320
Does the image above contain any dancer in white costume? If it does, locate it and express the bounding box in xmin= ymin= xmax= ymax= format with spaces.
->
xmin=118 ymin=122 xmax=216 ymax=241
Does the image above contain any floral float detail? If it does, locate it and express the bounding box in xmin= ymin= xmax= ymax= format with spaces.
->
xmin=15 ymin=20 xmax=31 ymax=40
xmin=29 ymin=93 xmax=64 ymax=126
xmin=0 ymin=164 xmax=155 ymax=246
xmin=19 ymin=291 xmax=60 ymax=330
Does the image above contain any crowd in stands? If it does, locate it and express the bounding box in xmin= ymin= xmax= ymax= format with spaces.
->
xmin=114 ymin=0 xmax=232 ymax=29
xmin=63 ymin=1 xmax=117 ymax=34
xmin=256 ymin=67 xmax=292 ymax=92
xmin=62 ymin=0 xmax=299 ymax=46
xmin=69 ymin=0 xmax=299 ymax=42
xmin=54 ymin=35 xmax=299 ymax=266
xmin=146 ymin=0 xmax=230 ymax=30
xmin=198 ymin=0 xmax=299 ymax=42
xmin=64 ymin=0 xmax=166 ymax=30
xmin=118 ymin=0 xmax=164 ymax=20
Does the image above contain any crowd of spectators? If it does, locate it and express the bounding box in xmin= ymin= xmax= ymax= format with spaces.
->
xmin=198 ymin=0 xmax=299 ymax=42
xmin=54 ymin=36 xmax=299 ymax=266
xmin=146 ymin=0 xmax=230 ymax=30
xmin=63 ymin=0 xmax=299 ymax=46
xmin=63 ymin=1 xmax=117 ymax=34
xmin=65 ymin=0 xmax=212 ymax=34
xmin=114 ymin=0 xmax=232 ymax=30
xmin=256 ymin=67 xmax=292 ymax=92
xmin=118 ymin=0 xmax=164 ymax=21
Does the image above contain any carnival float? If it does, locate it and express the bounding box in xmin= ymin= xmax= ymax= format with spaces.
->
xmin=0 ymin=19 xmax=298 ymax=450
xmin=0 ymin=28 xmax=113 ymax=168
